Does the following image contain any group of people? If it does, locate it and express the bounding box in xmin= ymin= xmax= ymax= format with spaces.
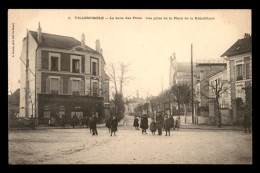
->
xmin=133 ymin=114 xmax=181 ymax=136
xmin=105 ymin=115 xmax=119 ymax=136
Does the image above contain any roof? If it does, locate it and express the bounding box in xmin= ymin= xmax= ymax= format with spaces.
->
xmin=29 ymin=31 xmax=101 ymax=55
xmin=201 ymin=70 xmax=223 ymax=82
xmin=221 ymin=36 xmax=252 ymax=57
xmin=8 ymin=89 xmax=20 ymax=104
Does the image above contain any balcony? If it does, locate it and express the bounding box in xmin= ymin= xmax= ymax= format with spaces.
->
xmin=236 ymin=75 xmax=243 ymax=81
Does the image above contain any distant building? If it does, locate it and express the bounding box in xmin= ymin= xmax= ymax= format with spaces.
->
xmin=8 ymin=89 xmax=20 ymax=119
xmin=20 ymin=23 xmax=109 ymax=124
xmin=169 ymin=53 xmax=200 ymax=87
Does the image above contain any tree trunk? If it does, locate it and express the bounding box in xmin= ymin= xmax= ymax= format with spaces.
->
xmin=177 ymin=102 xmax=180 ymax=117
xmin=216 ymin=96 xmax=221 ymax=127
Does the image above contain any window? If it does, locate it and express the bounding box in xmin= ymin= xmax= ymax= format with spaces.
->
xmin=72 ymin=59 xmax=80 ymax=73
xmin=93 ymin=82 xmax=98 ymax=96
xmin=72 ymin=80 xmax=80 ymax=95
xmin=236 ymin=64 xmax=243 ymax=80
xmin=50 ymin=78 xmax=59 ymax=94
xmin=51 ymin=57 xmax=59 ymax=71
xmin=246 ymin=63 xmax=250 ymax=79
xmin=92 ymin=62 xmax=97 ymax=75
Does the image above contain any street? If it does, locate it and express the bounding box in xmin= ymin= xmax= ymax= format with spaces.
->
xmin=8 ymin=116 xmax=252 ymax=164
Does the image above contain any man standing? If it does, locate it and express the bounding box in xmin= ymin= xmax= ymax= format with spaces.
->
xmin=110 ymin=116 xmax=118 ymax=136
xmin=92 ymin=113 xmax=98 ymax=135
xmin=157 ymin=114 xmax=163 ymax=135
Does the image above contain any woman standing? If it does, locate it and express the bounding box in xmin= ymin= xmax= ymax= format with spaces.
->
xmin=140 ymin=114 xmax=148 ymax=134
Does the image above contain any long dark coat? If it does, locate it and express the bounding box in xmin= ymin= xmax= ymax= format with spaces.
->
xmin=92 ymin=117 xmax=97 ymax=128
xmin=140 ymin=115 xmax=148 ymax=130
xmin=150 ymin=121 xmax=157 ymax=132
xmin=133 ymin=118 xmax=139 ymax=127
xmin=111 ymin=118 xmax=118 ymax=132
xmin=168 ymin=117 xmax=174 ymax=128
xmin=164 ymin=118 xmax=172 ymax=131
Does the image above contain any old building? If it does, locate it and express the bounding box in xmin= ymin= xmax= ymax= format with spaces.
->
xmin=169 ymin=53 xmax=200 ymax=87
xmin=221 ymin=33 xmax=252 ymax=102
xmin=20 ymin=23 xmax=109 ymax=124
xmin=221 ymin=33 xmax=252 ymax=124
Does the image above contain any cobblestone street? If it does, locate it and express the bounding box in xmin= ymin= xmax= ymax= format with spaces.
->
xmin=8 ymin=116 xmax=252 ymax=164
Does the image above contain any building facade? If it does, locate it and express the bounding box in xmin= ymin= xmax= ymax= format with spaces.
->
xmin=221 ymin=33 xmax=252 ymax=123
xmin=20 ymin=23 xmax=109 ymax=124
xmin=221 ymin=33 xmax=252 ymax=103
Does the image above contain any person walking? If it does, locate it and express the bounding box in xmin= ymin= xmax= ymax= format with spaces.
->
xmin=150 ymin=119 xmax=157 ymax=135
xmin=133 ymin=116 xmax=139 ymax=130
xmin=91 ymin=113 xmax=98 ymax=135
xmin=140 ymin=114 xmax=148 ymax=134
xmin=110 ymin=116 xmax=118 ymax=136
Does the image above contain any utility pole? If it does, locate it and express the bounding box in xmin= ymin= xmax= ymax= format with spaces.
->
xmin=25 ymin=29 xmax=29 ymax=118
xmin=191 ymin=44 xmax=194 ymax=124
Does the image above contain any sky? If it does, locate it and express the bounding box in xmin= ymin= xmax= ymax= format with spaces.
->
xmin=8 ymin=9 xmax=251 ymax=98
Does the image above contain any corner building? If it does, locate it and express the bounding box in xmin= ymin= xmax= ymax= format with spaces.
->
xmin=20 ymin=23 xmax=109 ymax=124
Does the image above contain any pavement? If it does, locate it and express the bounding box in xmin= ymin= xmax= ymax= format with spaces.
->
xmin=8 ymin=115 xmax=252 ymax=164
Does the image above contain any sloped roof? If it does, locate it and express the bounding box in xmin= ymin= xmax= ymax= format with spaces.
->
xmin=29 ymin=31 xmax=101 ymax=55
xmin=8 ymin=89 xmax=20 ymax=104
xmin=221 ymin=36 xmax=252 ymax=57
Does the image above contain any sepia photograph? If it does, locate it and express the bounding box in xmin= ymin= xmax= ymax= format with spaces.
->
xmin=8 ymin=9 xmax=252 ymax=164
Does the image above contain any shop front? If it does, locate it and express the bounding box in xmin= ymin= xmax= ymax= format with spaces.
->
xmin=37 ymin=94 xmax=104 ymax=125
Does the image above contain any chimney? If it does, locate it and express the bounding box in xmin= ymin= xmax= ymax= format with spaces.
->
xmin=244 ymin=33 xmax=250 ymax=38
xmin=96 ymin=39 xmax=101 ymax=53
xmin=37 ymin=22 xmax=42 ymax=44
xmin=81 ymin=33 xmax=85 ymax=47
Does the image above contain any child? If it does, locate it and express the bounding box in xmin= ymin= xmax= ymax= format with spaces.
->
xmin=150 ymin=120 xmax=157 ymax=135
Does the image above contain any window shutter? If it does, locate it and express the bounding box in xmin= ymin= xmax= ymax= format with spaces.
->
xmin=80 ymin=80 xmax=84 ymax=95
xmin=59 ymin=78 xmax=63 ymax=95
xmin=242 ymin=64 xmax=246 ymax=79
xmin=68 ymin=79 xmax=72 ymax=95
xmin=46 ymin=78 xmax=50 ymax=94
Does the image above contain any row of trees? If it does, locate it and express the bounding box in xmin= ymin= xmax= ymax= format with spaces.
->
xmin=133 ymin=84 xmax=191 ymax=117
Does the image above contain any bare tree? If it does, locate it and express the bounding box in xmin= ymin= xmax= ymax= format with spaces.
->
xmin=209 ymin=79 xmax=229 ymax=127
xmin=118 ymin=62 xmax=133 ymax=94
xmin=106 ymin=63 xmax=118 ymax=94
